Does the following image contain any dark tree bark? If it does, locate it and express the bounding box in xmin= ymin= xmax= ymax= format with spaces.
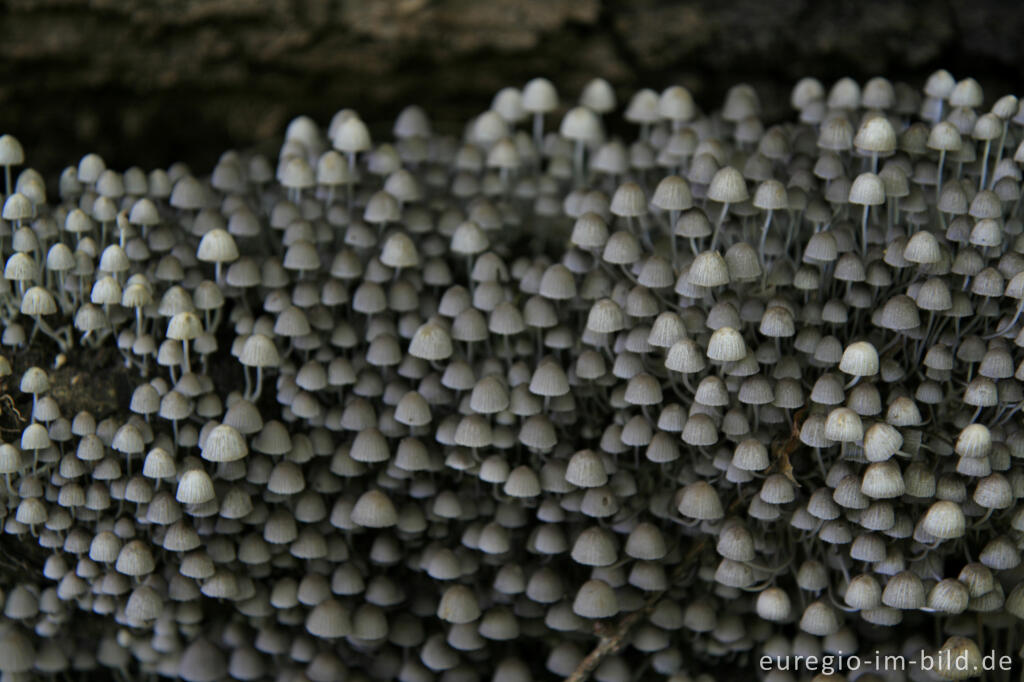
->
xmin=1 ymin=0 xmax=1021 ymax=176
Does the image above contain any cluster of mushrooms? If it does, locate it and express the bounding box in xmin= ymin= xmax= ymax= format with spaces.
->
xmin=1 ymin=70 xmax=1024 ymax=682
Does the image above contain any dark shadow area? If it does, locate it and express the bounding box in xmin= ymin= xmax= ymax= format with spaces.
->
xmin=2 ymin=0 xmax=1024 ymax=178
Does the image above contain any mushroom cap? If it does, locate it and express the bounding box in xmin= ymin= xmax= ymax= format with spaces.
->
xmin=0 ymin=626 xmax=35 ymax=673
xmin=408 ymin=321 xmax=453 ymax=361
xmin=169 ymin=175 xmax=207 ymax=210
xmin=350 ymin=489 xmax=398 ymax=528
xmin=854 ymin=115 xmax=897 ymax=153
xmin=0 ymin=134 xmax=25 ymax=165
xmin=196 ymin=228 xmax=239 ymax=263
xmin=277 ymin=156 xmax=315 ymax=189
xmin=201 ymin=424 xmax=248 ymax=462
xmin=522 ymin=77 xmax=559 ymax=113
xmin=21 ymin=286 xmax=57 ymax=316
xmin=707 ymin=166 xmax=749 ymax=204
xmin=332 ymin=116 xmax=372 ymax=153
xmin=380 ymin=231 xmax=420 ymax=269
xmin=115 ymin=539 xmax=156 ymax=576
xmin=849 ymin=172 xmax=885 ymax=205
xmin=560 ymin=106 xmax=603 ymax=141
xmin=572 ymin=579 xmax=618 ymax=619
xmin=2 ymin=192 xmax=33 ymax=221
xmin=167 ymin=311 xmax=202 ymax=340
xmin=437 ymin=584 xmax=481 ymax=624
xmin=176 ymin=468 xmax=216 ymax=505
xmin=580 ymin=77 xmax=616 ymax=113
xmin=239 ymin=334 xmax=280 ymax=367
xmin=934 ymin=636 xmax=983 ymax=680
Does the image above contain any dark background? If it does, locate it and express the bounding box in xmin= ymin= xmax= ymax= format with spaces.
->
xmin=2 ymin=0 xmax=1023 ymax=177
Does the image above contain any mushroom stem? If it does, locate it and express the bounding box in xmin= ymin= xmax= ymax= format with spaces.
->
xmin=936 ymin=149 xmax=946 ymax=202
xmin=573 ymin=139 xmax=585 ymax=189
xmin=985 ymin=299 xmax=1024 ymax=339
xmin=253 ymin=366 xmax=264 ymax=402
xmin=182 ymin=339 xmax=191 ymax=374
xmin=243 ymin=366 xmax=252 ymax=401
xmin=31 ymin=315 xmax=67 ymax=352
xmin=710 ymin=202 xmax=729 ymax=251
xmin=759 ymin=209 xmax=773 ymax=269
xmin=668 ymin=209 xmax=680 ymax=261
xmin=996 ymin=400 xmax=1023 ymax=426
xmin=57 ymin=272 xmax=74 ymax=314
xmin=345 ymin=151 xmax=357 ymax=212
xmin=979 ymin=139 xmax=992 ymax=192
xmin=993 ymin=121 xmax=1009 ymax=189
xmin=860 ymin=204 xmax=870 ymax=259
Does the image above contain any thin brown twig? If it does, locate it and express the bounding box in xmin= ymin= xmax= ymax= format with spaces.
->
xmin=564 ymin=493 xmax=750 ymax=682
xmin=0 ymin=391 xmax=26 ymax=436
xmin=563 ymin=536 xmax=711 ymax=682
xmin=771 ymin=407 xmax=807 ymax=487
xmin=564 ymin=408 xmax=808 ymax=682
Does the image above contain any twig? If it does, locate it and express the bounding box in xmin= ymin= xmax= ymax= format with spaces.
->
xmin=563 ymin=536 xmax=711 ymax=682
xmin=771 ymin=407 xmax=807 ymax=487
xmin=565 ymin=491 xmax=751 ymax=682
xmin=562 ymin=607 xmax=653 ymax=682
xmin=0 ymin=390 xmax=26 ymax=436
xmin=564 ymin=408 xmax=804 ymax=682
